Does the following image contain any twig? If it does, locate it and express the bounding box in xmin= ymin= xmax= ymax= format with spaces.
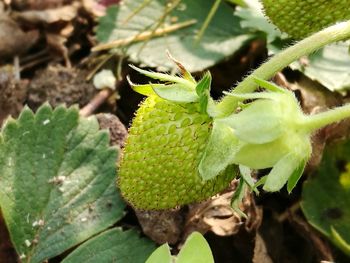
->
xmin=91 ymin=19 xmax=197 ymax=52
xmin=122 ymin=0 xmax=153 ymax=25
xmin=86 ymin=53 xmax=115 ymax=81
xmin=290 ymin=214 xmax=334 ymax=261
xmin=20 ymin=55 xmax=52 ymax=71
xmin=13 ymin=56 xmax=20 ymax=81
xmin=276 ymin=202 xmax=300 ymax=222
xmin=135 ymin=0 xmax=181 ymax=56
xmin=20 ymin=49 xmax=49 ymax=64
xmin=217 ymin=21 xmax=350 ymax=116
xmin=79 ymin=89 xmax=114 ymax=117
xmin=195 ymin=0 xmax=221 ymax=43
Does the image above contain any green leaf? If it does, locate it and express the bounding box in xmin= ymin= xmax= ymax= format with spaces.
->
xmin=62 ymin=228 xmax=155 ymax=263
xmin=0 ymin=104 xmax=125 ymax=263
xmin=176 ymin=232 xmax=214 ymax=263
xmin=291 ymin=41 xmax=350 ymax=92
xmin=263 ymin=153 xmax=302 ymax=192
xmin=331 ymin=227 xmax=350 ymax=255
xmin=97 ymin=0 xmax=253 ymax=72
xmin=225 ymin=0 xmax=247 ymax=7
xmin=301 ymin=139 xmax=350 ymax=256
xmin=196 ymin=72 xmax=212 ymax=114
xmin=152 ymin=84 xmax=199 ymax=103
xmin=234 ymin=0 xmax=287 ymax=53
xmin=195 ymin=0 xmax=222 ymax=43
xmin=146 ymin=243 xmax=172 ymax=263
xmin=199 ymin=121 xmax=238 ymax=181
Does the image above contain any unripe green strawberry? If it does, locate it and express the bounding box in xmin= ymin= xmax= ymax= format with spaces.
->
xmin=261 ymin=0 xmax=350 ymax=39
xmin=118 ymin=95 xmax=236 ymax=210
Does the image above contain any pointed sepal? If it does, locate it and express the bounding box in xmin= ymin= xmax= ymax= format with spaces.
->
xmin=199 ymin=120 xmax=238 ymax=181
xmin=263 ymin=153 xmax=304 ymax=192
xmin=129 ymin=64 xmax=195 ymax=88
xmin=151 ymin=84 xmax=199 ymax=103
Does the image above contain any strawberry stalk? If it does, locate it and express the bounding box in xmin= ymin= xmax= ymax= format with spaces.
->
xmin=217 ymin=20 xmax=350 ymax=117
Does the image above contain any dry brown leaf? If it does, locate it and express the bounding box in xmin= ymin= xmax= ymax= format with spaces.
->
xmin=46 ymin=33 xmax=71 ymax=67
xmin=253 ymin=232 xmax=273 ymax=263
xmin=11 ymin=3 xmax=79 ymax=66
xmin=12 ymin=4 xmax=78 ymax=24
xmin=8 ymin=0 xmax=95 ymax=67
xmin=132 ymin=180 xmax=264 ymax=246
xmin=288 ymin=75 xmax=341 ymax=115
xmin=0 ymin=2 xmax=5 ymax=14
xmin=201 ymin=191 xmax=242 ymax=236
xmin=289 ymin=213 xmax=334 ymax=262
xmin=0 ymin=16 xmax=39 ymax=59
xmin=184 ymin=181 xmax=262 ymax=238
xmin=11 ymin=0 xmax=68 ymax=10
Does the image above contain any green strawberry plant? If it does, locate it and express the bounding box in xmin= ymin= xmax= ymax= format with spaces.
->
xmin=146 ymin=232 xmax=214 ymax=263
xmin=120 ymin=58 xmax=350 ymax=203
xmin=1 ymin=0 xmax=350 ymax=262
xmin=116 ymin=3 xmax=350 ymax=257
xmin=237 ymin=0 xmax=350 ymax=92
xmin=0 ymin=105 xmax=155 ymax=262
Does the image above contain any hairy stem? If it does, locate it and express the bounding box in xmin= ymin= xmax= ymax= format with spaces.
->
xmin=217 ymin=21 xmax=350 ymax=117
xmin=302 ymin=103 xmax=350 ymax=132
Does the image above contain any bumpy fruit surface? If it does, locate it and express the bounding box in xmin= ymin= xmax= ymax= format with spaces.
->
xmin=118 ymin=96 xmax=236 ymax=210
xmin=261 ymin=0 xmax=350 ymax=39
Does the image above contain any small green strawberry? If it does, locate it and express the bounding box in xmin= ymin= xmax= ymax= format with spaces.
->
xmin=261 ymin=0 xmax=350 ymax=39
xmin=118 ymin=65 xmax=237 ymax=210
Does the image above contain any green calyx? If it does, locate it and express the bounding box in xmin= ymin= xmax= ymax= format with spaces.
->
xmin=216 ymin=78 xmax=312 ymax=192
xmin=261 ymin=0 xmax=350 ymax=39
xmin=118 ymin=63 xmax=237 ymax=210
xmin=210 ymin=77 xmax=350 ymax=193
